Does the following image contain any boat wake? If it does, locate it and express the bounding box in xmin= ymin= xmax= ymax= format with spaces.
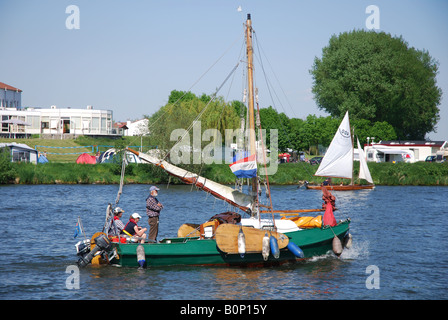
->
xmin=340 ymin=239 xmax=369 ymax=260
xmin=304 ymin=239 xmax=370 ymax=263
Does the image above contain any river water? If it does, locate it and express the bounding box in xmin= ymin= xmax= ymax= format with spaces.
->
xmin=0 ymin=184 xmax=447 ymax=301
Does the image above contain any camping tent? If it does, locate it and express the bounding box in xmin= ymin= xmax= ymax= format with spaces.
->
xmin=97 ymin=148 xmax=118 ymax=163
xmin=278 ymin=153 xmax=291 ymax=163
xmin=38 ymin=154 xmax=49 ymax=164
xmin=76 ymin=153 xmax=97 ymax=164
xmin=97 ymin=148 xmax=141 ymax=164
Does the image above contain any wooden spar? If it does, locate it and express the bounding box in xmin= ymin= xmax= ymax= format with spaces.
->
xmin=246 ymin=14 xmax=256 ymax=157
xmin=126 ymin=147 xmax=251 ymax=213
xmin=262 ymin=208 xmax=326 ymax=214
xmin=351 ymin=126 xmax=354 ymax=186
xmin=245 ymin=14 xmax=259 ymax=206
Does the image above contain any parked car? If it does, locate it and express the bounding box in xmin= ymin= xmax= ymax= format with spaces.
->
xmin=425 ymin=155 xmax=436 ymax=162
xmin=309 ymin=156 xmax=323 ymax=165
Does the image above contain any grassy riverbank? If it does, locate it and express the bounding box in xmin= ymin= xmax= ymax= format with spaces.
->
xmin=6 ymin=161 xmax=448 ymax=186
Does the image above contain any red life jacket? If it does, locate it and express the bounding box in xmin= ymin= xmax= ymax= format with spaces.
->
xmin=123 ymin=218 xmax=138 ymax=235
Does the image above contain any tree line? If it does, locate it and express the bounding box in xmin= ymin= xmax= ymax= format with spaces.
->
xmin=145 ymin=90 xmax=397 ymax=154
xmin=145 ymin=30 xmax=442 ymax=152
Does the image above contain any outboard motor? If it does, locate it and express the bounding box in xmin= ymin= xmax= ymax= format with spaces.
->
xmin=76 ymin=234 xmax=112 ymax=267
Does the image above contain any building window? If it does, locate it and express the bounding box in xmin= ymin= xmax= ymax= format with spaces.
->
xmin=12 ymin=150 xmax=30 ymax=162
xmin=92 ymin=117 xmax=99 ymax=133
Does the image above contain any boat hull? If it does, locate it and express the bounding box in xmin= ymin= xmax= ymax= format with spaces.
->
xmin=305 ymin=184 xmax=374 ymax=191
xmin=110 ymin=220 xmax=350 ymax=267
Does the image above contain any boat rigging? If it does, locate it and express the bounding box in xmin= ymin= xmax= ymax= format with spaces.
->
xmin=74 ymin=14 xmax=352 ymax=268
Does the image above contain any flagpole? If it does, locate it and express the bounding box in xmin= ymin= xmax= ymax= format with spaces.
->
xmin=78 ymin=216 xmax=87 ymax=240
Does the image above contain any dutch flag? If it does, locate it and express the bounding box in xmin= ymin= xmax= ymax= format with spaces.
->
xmin=229 ymin=154 xmax=257 ymax=178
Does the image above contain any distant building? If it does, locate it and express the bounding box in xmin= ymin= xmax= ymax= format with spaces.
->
xmin=125 ymin=119 xmax=149 ymax=136
xmin=113 ymin=122 xmax=129 ymax=136
xmin=0 ymin=105 xmax=116 ymax=138
xmin=0 ymin=82 xmax=22 ymax=109
xmin=364 ymin=140 xmax=447 ymax=163
xmin=1 ymin=82 xmax=119 ymax=138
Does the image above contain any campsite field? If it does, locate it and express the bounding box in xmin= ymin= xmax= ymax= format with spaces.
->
xmin=0 ymin=136 xmax=149 ymax=163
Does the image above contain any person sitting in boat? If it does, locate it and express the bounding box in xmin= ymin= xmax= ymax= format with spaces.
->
xmin=122 ymin=213 xmax=147 ymax=244
xmin=108 ymin=207 xmax=125 ymax=236
xmin=322 ymin=178 xmax=331 ymax=186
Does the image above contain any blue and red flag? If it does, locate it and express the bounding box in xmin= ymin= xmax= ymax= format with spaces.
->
xmin=229 ymin=154 xmax=257 ymax=178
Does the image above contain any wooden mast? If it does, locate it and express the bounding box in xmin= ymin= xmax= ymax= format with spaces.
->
xmin=246 ymin=14 xmax=258 ymax=214
xmin=351 ymin=126 xmax=354 ymax=186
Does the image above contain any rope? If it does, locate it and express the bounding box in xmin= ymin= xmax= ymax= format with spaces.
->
xmin=164 ymin=62 xmax=241 ymax=162
xmin=252 ymin=30 xmax=318 ymax=182
xmin=115 ymin=154 xmax=127 ymax=205
xmin=145 ymin=34 xmax=244 ymax=141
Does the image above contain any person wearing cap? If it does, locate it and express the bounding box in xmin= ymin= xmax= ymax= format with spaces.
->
xmin=108 ymin=207 xmax=125 ymax=236
xmin=146 ymin=186 xmax=164 ymax=242
xmin=122 ymin=213 xmax=147 ymax=243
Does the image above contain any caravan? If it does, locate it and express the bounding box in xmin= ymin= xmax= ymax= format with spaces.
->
xmin=366 ymin=145 xmax=415 ymax=163
xmin=364 ymin=140 xmax=447 ymax=163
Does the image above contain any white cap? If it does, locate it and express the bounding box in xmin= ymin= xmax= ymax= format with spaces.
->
xmin=131 ymin=213 xmax=142 ymax=219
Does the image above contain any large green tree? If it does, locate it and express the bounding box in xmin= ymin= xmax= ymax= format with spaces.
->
xmin=310 ymin=30 xmax=442 ymax=139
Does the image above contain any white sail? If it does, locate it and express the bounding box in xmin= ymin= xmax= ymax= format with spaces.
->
xmin=315 ymin=111 xmax=353 ymax=179
xmin=127 ymin=148 xmax=255 ymax=212
xmin=357 ymin=137 xmax=374 ymax=184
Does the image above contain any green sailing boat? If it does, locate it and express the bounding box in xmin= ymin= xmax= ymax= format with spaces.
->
xmin=74 ymin=14 xmax=351 ymax=268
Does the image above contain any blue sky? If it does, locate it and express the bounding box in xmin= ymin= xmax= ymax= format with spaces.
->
xmin=1 ymin=0 xmax=447 ymax=141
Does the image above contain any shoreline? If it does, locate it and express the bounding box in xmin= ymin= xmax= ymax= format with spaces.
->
xmin=4 ymin=161 xmax=448 ymax=186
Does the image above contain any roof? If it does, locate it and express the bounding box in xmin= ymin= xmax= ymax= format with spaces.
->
xmin=377 ymin=140 xmax=447 ymax=147
xmin=113 ymin=122 xmax=128 ymax=129
xmin=0 ymin=142 xmax=36 ymax=152
xmin=0 ymin=82 xmax=22 ymax=92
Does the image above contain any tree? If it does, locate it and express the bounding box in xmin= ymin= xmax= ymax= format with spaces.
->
xmin=258 ymin=106 xmax=291 ymax=151
xmin=310 ymin=30 xmax=442 ymax=139
xmin=147 ymin=90 xmax=241 ymax=150
xmin=0 ymin=148 xmax=16 ymax=184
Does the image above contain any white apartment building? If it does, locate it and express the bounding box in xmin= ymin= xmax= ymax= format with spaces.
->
xmin=0 ymin=105 xmax=115 ymax=138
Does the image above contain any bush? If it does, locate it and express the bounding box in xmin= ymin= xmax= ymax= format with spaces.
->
xmin=0 ymin=149 xmax=16 ymax=184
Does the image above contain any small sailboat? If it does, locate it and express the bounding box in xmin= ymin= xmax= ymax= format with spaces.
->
xmin=305 ymin=112 xmax=375 ymax=191
xmin=74 ymin=14 xmax=351 ymax=268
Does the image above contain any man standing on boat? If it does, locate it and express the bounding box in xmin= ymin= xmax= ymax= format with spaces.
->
xmin=146 ymin=186 xmax=164 ymax=242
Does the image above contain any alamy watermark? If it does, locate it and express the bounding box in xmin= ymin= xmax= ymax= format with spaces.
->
xmin=65 ymin=5 xmax=80 ymax=30
xmin=365 ymin=265 xmax=380 ymax=289
xmin=169 ymin=122 xmax=278 ymax=175
xmin=365 ymin=5 xmax=380 ymax=30
xmin=65 ymin=265 xmax=80 ymax=290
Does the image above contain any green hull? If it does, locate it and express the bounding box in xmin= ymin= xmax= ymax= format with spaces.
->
xmin=111 ymin=220 xmax=350 ymax=267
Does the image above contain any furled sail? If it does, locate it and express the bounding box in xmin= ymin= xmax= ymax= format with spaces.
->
xmin=126 ymin=148 xmax=254 ymax=212
xmin=315 ymin=111 xmax=353 ymax=179
xmin=357 ymin=137 xmax=374 ymax=184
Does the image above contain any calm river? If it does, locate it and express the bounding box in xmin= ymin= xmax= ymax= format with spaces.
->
xmin=0 ymin=184 xmax=447 ymax=301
